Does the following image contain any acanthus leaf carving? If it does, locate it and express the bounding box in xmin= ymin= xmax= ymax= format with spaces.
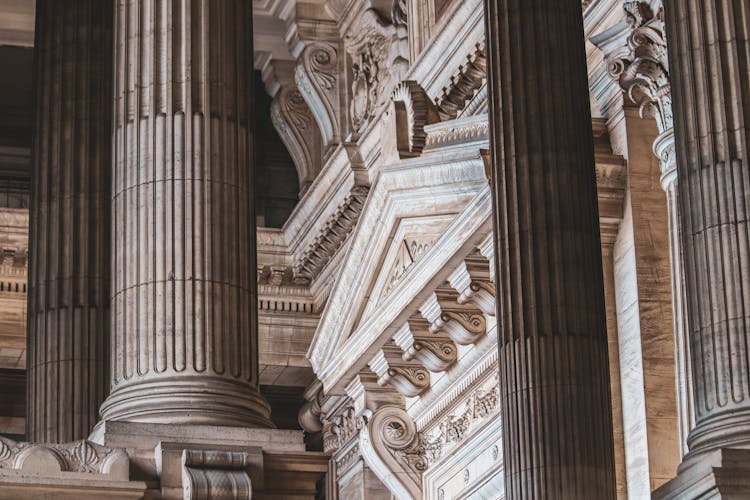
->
xmin=295 ymin=42 xmax=341 ymax=147
xmin=608 ymin=2 xmax=672 ymax=133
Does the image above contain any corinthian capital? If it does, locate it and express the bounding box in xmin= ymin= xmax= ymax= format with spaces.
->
xmin=608 ymin=1 xmax=672 ymax=133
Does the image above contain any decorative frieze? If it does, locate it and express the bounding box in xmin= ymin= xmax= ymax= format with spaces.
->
xmin=293 ymin=186 xmax=369 ymax=284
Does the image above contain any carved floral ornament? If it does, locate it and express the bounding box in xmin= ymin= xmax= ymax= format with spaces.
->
xmin=345 ymin=9 xmax=409 ymax=134
xmin=608 ymin=1 xmax=672 ymax=133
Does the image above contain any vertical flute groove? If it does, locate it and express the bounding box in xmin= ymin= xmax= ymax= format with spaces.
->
xmin=665 ymin=0 xmax=750 ymax=458
xmin=485 ymin=0 xmax=616 ymax=497
xmin=100 ymin=0 xmax=271 ymax=427
xmin=28 ymin=0 xmax=112 ymax=443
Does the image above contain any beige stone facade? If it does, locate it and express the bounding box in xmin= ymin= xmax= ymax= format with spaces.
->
xmin=0 ymin=0 xmax=748 ymax=498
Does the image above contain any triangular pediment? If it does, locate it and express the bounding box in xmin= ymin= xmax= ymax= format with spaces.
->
xmin=357 ymin=215 xmax=455 ymax=326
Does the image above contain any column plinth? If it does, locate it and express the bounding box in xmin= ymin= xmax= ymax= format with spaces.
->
xmin=27 ymin=0 xmax=113 ymax=443
xmin=484 ymin=0 xmax=616 ymax=497
xmin=99 ymin=0 xmax=272 ymax=428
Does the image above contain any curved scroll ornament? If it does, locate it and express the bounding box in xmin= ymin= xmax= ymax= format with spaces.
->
xmin=295 ymin=42 xmax=340 ymax=146
xmin=380 ymin=366 xmax=431 ymax=397
xmin=358 ymin=407 xmax=423 ymax=499
xmin=270 ymin=85 xmax=321 ymax=189
xmin=391 ymin=81 xmax=440 ymax=158
xmin=408 ymin=339 xmax=457 ymax=372
xmin=345 ymin=9 xmax=409 ymax=134
xmin=608 ymin=3 xmax=672 ymax=133
xmin=430 ymin=311 xmax=486 ymax=345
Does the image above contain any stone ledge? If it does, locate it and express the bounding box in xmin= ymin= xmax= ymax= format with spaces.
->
xmin=653 ymin=448 xmax=750 ymax=499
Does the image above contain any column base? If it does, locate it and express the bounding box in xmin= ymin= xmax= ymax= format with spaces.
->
xmin=89 ymin=420 xmax=328 ymax=499
xmin=99 ymin=376 xmax=274 ymax=428
xmin=653 ymin=448 xmax=750 ymax=499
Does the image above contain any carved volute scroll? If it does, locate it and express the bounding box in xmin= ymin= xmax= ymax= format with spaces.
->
xmin=295 ymin=42 xmax=341 ymax=147
xmin=271 ymin=84 xmax=322 ymax=192
xmin=345 ymin=9 xmax=409 ymax=134
xmin=360 ymin=406 xmax=423 ymax=499
xmin=607 ymin=2 xmax=671 ymax=133
xmin=392 ymin=81 xmax=441 ymax=158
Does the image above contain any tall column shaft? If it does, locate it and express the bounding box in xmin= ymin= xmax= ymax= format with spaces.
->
xmin=664 ymin=0 xmax=750 ymax=458
xmin=99 ymin=0 xmax=272 ymax=428
xmin=485 ymin=0 xmax=616 ymax=497
xmin=28 ymin=0 xmax=112 ymax=443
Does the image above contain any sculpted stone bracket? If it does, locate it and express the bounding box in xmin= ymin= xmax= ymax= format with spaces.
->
xmin=344 ymin=8 xmax=409 ymax=135
xmin=420 ymin=288 xmax=488 ymax=346
xmin=393 ymin=318 xmax=458 ymax=373
xmin=369 ymin=344 xmax=431 ymax=397
xmin=181 ymin=449 xmax=253 ymax=500
xmin=293 ymin=186 xmax=370 ymax=284
xmin=295 ymin=42 xmax=341 ymax=148
xmin=435 ymin=40 xmax=487 ymax=121
xmin=0 ymin=438 xmax=129 ymax=479
xmin=391 ymin=81 xmax=441 ymax=158
xmin=271 ymin=81 xmax=323 ymax=192
xmin=447 ymin=253 xmax=496 ymax=316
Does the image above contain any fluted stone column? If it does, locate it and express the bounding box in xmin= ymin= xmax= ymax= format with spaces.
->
xmin=27 ymin=0 xmax=112 ymax=443
xmin=655 ymin=131 xmax=694 ymax=457
xmin=664 ymin=0 xmax=750 ymax=461
xmin=98 ymin=0 xmax=272 ymax=428
xmin=485 ymin=1 xmax=616 ymax=498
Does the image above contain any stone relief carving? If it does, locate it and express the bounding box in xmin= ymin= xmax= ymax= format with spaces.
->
xmin=392 ymin=81 xmax=441 ymax=158
xmin=181 ymin=449 xmax=253 ymax=500
xmin=608 ymin=2 xmax=671 ymax=133
xmin=323 ymin=406 xmax=359 ymax=453
xmin=295 ymin=42 xmax=341 ymax=147
xmin=386 ymin=236 xmax=435 ymax=294
xmin=344 ymin=9 xmax=409 ymax=134
xmin=420 ymin=376 xmax=500 ymax=466
xmin=0 ymin=438 xmax=129 ymax=479
xmin=271 ymin=84 xmax=322 ymax=191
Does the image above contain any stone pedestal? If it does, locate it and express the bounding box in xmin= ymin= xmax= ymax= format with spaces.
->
xmin=27 ymin=0 xmax=112 ymax=442
xmin=484 ymin=0 xmax=616 ymax=497
xmin=99 ymin=0 xmax=271 ymax=427
xmin=655 ymin=0 xmax=750 ymax=496
xmin=91 ymin=421 xmax=327 ymax=500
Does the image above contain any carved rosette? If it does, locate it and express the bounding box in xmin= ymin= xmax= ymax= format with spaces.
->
xmin=391 ymin=81 xmax=440 ymax=158
xmin=295 ymin=42 xmax=340 ymax=146
xmin=344 ymin=9 xmax=409 ymax=134
xmin=608 ymin=2 xmax=672 ymax=133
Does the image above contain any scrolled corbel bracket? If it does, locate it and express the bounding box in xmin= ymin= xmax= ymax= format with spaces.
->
xmin=358 ymin=406 xmax=424 ymax=500
xmin=295 ymin=42 xmax=341 ymax=148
